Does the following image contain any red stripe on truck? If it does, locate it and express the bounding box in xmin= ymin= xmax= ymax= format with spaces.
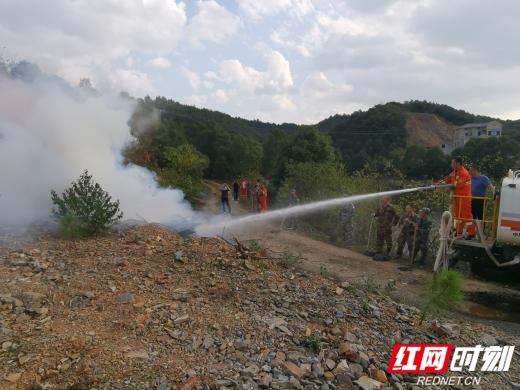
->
xmin=501 ymin=219 xmax=520 ymax=231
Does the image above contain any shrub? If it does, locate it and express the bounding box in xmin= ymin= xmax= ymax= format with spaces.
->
xmin=247 ymin=240 xmax=262 ymax=252
xmin=51 ymin=170 xmax=123 ymax=237
xmin=58 ymin=212 xmax=85 ymax=239
xmin=302 ymin=335 xmax=322 ymax=353
xmin=420 ymin=270 xmax=464 ymax=324
xmin=319 ymin=265 xmax=329 ymax=278
xmin=280 ymin=251 xmax=302 ymax=268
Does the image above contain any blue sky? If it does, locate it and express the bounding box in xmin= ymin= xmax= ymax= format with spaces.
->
xmin=1 ymin=0 xmax=520 ymax=124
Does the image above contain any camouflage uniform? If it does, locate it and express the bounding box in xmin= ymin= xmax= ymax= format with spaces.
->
xmin=413 ymin=218 xmax=432 ymax=264
xmin=340 ymin=203 xmax=355 ymax=245
xmin=375 ymin=204 xmax=398 ymax=255
xmin=284 ymin=191 xmax=300 ymax=229
xmin=396 ymin=212 xmax=417 ymax=258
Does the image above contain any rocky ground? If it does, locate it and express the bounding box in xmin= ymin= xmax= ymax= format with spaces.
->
xmin=0 ymin=224 xmax=518 ymax=389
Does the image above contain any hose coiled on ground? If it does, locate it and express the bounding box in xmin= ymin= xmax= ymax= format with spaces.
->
xmin=434 ymin=211 xmax=452 ymax=272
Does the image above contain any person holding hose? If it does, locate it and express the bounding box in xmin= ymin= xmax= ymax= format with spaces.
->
xmin=436 ymin=157 xmax=475 ymax=238
xmin=220 ymin=183 xmax=231 ymax=214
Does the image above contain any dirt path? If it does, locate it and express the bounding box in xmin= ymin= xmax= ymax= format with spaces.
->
xmin=203 ymin=181 xmax=520 ymax=333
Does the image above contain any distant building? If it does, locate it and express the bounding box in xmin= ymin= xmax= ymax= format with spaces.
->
xmin=440 ymin=120 xmax=502 ymax=154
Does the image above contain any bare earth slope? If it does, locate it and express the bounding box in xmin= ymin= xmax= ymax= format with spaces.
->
xmin=405 ymin=113 xmax=456 ymax=148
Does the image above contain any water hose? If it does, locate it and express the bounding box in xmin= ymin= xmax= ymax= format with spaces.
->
xmin=198 ymin=184 xmax=454 ymax=236
xmin=365 ymin=217 xmax=375 ymax=253
xmin=410 ymin=224 xmax=417 ymax=264
xmin=434 ymin=211 xmax=453 ymax=272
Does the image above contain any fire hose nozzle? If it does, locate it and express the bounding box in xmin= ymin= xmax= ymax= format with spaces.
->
xmin=428 ymin=183 xmax=454 ymax=190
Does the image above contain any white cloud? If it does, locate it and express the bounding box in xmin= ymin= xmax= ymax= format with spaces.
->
xmin=272 ymin=94 xmax=295 ymax=110
xmin=146 ymin=57 xmax=172 ymax=69
xmin=0 ymin=0 xmax=186 ymax=91
xmin=498 ymin=109 xmax=520 ymax=121
xmin=411 ymin=0 xmax=520 ymax=67
xmin=95 ymin=68 xmax=154 ymax=97
xmin=212 ymin=89 xmax=230 ymax=103
xmin=184 ymin=88 xmax=232 ymax=106
xmin=237 ymin=0 xmax=313 ymax=21
xmin=217 ymin=59 xmax=264 ymax=92
xmin=185 ymin=0 xmax=241 ymax=46
xmin=216 ymin=49 xmax=293 ymax=94
xmin=181 ymin=67 xmax=201 ymax=89
xmin=264 ymin=50 xmax=293 ymax=90
xmin=3 ymin=0 xmax=520 ymax=124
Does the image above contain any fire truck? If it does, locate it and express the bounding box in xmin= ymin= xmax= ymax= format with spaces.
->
xmin=438 ymin=170 xmax=520 ymax=280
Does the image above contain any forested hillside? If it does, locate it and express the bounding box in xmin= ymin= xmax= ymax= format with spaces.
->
xmin=127 ymin=96 xmax=520 ymax=204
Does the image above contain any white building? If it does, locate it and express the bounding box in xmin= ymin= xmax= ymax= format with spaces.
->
xmin=441 ymin=120 xmax=502 ymax=154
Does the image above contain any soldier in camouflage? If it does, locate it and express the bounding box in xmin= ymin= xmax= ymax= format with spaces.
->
xmin=413 ymin=208 xmax=432 ymax=265
xmin=396 ymin=205 xmax=417 ymax=259
xmin=340 ymin=203 xmax=355 ymax=246
xmin=374 ymin=196 xmax=399 ymax=257
xmin=282 ymin=189 xmax=300 ymax=229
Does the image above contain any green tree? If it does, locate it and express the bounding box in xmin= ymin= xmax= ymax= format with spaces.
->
xmin=455 ymin=137 xmax=520 ymax=180
xmin=269 ymin=126 xmax=339 ymax=192
xmin=401 ymin=146 xmax=427 ymax=178
xmin=228 ymin=133 xmax=263 ymax=178
xmin=279 ymin=161 xmax=349 ymax=203
xmin=51 ymin=170 xmax=123 ymax=237
xmin=262 ymin=129 xmax=290 ymax=178
xmin=277 ymin=161 xmax=351 ymax=241
xmin=424 ymin=147 xmax=450 ymax=178
xmin=284 ymin=126 xmax=337 ymax=164
xmin=403 ymin=100 xmax=493 ymax=125
xmin=329 ymin=103 xmax=407 ymax=172
xmin=400 ymin=146 xmax=449 ymax=179
xmin=160 ymin=144 xmax=209 ymax=199
xmin=420 ymin=270 xmax=464 ymax=324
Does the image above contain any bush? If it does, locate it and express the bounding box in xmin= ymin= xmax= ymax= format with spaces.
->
xmin=420 ymin=270 xmax=464 ymax=324
xmin=158 ymin=144 xmax=209 ymax=200
xmin=247 ymin=240 xmax=262 ymax=252
xmin=51 ymin=170 xmax=123 ymax=237
xmin=280 ymin=251 xmax=302 ymax=268
xmin=58 ymin=212 xmax=85 ymax=239
xmin=302 ymin=335 xmax=322 ymax=353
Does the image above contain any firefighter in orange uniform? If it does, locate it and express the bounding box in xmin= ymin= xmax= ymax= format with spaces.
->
xmin=259 ymin=184 xmax=268 ymax=212
xmin=240 ymin=179 xmax=249 ymax=199
xmin=437 ymin=157 xmax=475 ymax=237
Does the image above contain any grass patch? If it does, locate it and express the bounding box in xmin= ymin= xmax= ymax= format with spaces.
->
xmin=280 ymin=251 xmax=303 ymax=268
xmin=247 ymin=240 xmax=262 ymax=252
xmin=420 ymin=270 xmax=464 ymax=324
xmin=319 ymin=264 xmax=330 ymax=278
xmin=302 ymin=335 xmax=322 ymax=353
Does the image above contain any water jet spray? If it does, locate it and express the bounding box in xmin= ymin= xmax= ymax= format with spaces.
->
xmin=196 ymin=184 xmax=453 ymax=236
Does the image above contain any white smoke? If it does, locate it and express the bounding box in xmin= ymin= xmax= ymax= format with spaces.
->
xmin=0 ymin=65 xmax=199 ymax=229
